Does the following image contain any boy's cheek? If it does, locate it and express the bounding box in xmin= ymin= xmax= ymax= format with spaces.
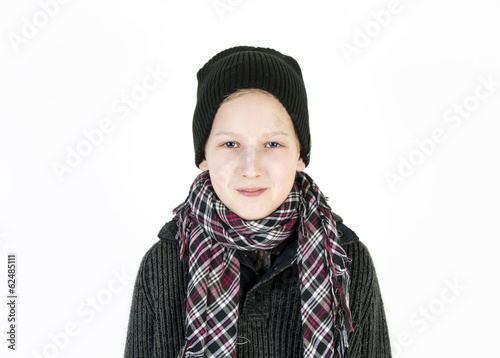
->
xmin=211 ymin=164 xmax=235 ymax=186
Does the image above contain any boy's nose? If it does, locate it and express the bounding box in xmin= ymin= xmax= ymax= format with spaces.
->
xmin=240 ymin=148 xmax=263 ymax=178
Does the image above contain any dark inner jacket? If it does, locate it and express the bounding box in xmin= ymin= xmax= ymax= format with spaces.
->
xmin=124 ymin=212 xmax=392 ymax=357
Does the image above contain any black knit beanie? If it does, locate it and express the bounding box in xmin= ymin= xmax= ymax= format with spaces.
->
xmin=192 ymin=46 xmax=311 ymax=167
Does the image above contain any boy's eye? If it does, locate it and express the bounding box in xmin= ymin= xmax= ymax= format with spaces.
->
xmin=266 ymin=142 xmax=280 ymax=148
xmin=223 ymin=142 xmax=238 ymax=148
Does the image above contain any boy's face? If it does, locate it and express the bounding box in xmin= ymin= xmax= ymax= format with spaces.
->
xmin=199 ymin=90 xmax=305 ymax=220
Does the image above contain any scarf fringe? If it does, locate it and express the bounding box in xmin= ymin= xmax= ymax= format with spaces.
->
xmin=317 ymin=183 xmax=355 ymax=357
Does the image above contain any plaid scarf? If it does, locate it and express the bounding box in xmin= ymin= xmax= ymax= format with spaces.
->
xmin=174 ymin=171 xmax=354 ymax=358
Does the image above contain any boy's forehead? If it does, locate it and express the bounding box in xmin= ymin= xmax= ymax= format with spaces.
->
xmin=209 ymin=115 xmax=301 ymax=146
xmin=213 ymin=98 xmax=293 ymax=130
xmin=206 ymin=90 xmax=302 ymax=148
xmin=212 ymin=129 xmax=293 ymax=138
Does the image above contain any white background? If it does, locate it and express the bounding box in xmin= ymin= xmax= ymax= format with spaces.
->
xmin=1 ymin=0 xmax=499 ymax=357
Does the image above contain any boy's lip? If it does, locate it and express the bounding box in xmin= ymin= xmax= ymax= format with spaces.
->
xmin=237 ymin=188 xmax=267 ymax=197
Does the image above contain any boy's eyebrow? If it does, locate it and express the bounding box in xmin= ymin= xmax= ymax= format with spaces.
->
xmin=213 ymin=130 xmax=291 ymax=137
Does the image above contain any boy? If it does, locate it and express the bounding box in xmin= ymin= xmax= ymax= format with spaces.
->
xmin=124 ymin=46 xmax=391 ymax=357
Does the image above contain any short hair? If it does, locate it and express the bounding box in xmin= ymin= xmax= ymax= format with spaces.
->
xmin=221 ymin=88 xmax=276 ymax=104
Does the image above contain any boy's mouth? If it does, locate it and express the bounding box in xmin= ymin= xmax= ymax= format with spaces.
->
xmin=237 ymin=188 xmax=267 ymax=197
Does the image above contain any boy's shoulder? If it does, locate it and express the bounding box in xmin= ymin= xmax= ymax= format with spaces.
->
xmin=157 ymin=217 xmax=180 ymax=244
xmin=332 ymin=213 xmax=361 ymax=245
xmin=156 ymin=212 xmax=360 ymax=245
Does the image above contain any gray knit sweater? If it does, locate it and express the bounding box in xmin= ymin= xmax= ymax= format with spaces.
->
xmin=124 ymin=214 xmax=392 ymax=357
